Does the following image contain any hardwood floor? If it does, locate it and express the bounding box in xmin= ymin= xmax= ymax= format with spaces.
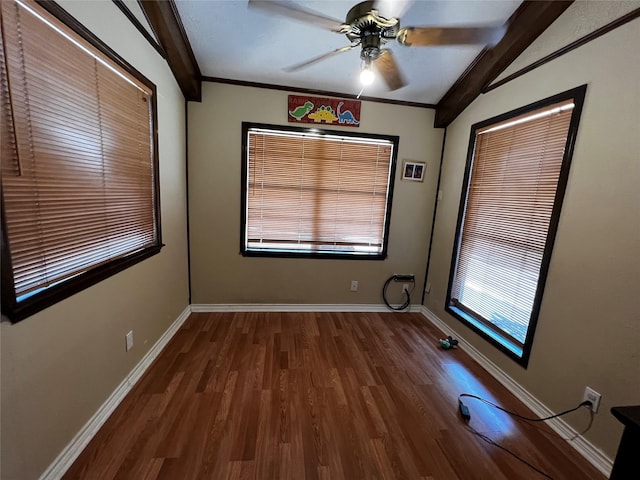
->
xmin=64 ymin=312 xmax=605 ymax=479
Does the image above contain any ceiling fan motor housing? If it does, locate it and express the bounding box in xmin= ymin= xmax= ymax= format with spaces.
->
xmin=344 ymin=1 xmax=399 ymax=60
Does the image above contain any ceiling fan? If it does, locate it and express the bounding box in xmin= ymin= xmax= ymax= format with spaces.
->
xmin=248 ymin=0 xmax=507 ymax=91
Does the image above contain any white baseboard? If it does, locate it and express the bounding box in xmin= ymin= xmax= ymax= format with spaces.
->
xmin=191 ymin=303 xmax=422 ymax=313
xmin=417 ymin=305 xmax=613 ymax=478
xmin=39 ymin=305 xmax=191 ymax=480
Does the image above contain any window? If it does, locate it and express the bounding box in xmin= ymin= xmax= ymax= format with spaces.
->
xmin=446 ymin=85 xmax=587 ymax=366
xmin=1 ymin=0 xmax=161 ymax=322
xmin=241 ymin=123 xmax=398 ymax=259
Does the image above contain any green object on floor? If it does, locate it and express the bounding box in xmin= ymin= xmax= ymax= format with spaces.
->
xmin=439 ymin=336 xmax=459 ymax=350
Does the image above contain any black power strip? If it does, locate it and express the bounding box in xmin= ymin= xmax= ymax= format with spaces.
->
xmin=459 ymin=399 xmax=471 ymax=421
xmin=393 ymin=274 xmax=415 ymax=282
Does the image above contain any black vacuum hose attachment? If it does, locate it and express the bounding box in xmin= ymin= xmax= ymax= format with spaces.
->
xmin=382 ymin=274 xmax=415 ymax=311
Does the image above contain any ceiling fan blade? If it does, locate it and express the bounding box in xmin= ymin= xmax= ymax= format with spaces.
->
xmin=373 ymin=0 xmax=414 ymax=20
xmin=248 ymin=0 xmax=346 ymax=33
xmin=374 ymin=50 xmax=406 ymax=91
xmin=284 ymin=44 xmax=358 ymax=72
xmin=396 ymin=25 xmax=507 ymax=47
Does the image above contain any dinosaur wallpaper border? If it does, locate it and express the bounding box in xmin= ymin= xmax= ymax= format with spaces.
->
xmin=288 ymin=95 xmax=361 ymax=127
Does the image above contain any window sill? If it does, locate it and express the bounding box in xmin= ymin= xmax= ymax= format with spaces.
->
xmin=2 ymin=244 xmax=163 ymax=323
xmin=446 ymin=304 xmax=525 ymax=363
xmin=241 ymin=248 xmax=386 ymax=260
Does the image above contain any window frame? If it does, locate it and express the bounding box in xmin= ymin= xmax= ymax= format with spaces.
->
xmin=445 ymin=85 xmax=587 ymax=367
xmin=1 ymin=0 xmax=162 ymax=322
xmin=240 ymin=122 xmax=399 ymax=260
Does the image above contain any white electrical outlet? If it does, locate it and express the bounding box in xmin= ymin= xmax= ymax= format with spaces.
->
xmin=350 ymin=280 xmax=358 ymax=292
xmin=425 ymin=282 xmax=431 ymax=293
xmin=583 ymin=386 xmax=601 ymax=413
xmin=125 ymin=330 xmax=134 ymax=352
xmin=402 ymin=283 xmax=409 ymax=293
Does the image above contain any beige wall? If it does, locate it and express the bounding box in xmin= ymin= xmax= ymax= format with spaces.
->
xmin=0 ymin=2 xmax=190 ymax=479
xmin=188 ymin=83 xmax=443 ymax=306
xmin=425 ymin=12 xmax=640 ymax=459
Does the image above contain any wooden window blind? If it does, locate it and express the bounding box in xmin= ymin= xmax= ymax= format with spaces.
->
xmin=1 ymin=0 xmax=161 ymax=321
xmin=242 ymin=124 xmax=398 ymax=258
xmin=447 ymin=85 xmax=586 ymax=364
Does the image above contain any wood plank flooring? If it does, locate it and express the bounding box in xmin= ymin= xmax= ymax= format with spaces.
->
xmin=64 ymin=312 xmax=605 ymax=479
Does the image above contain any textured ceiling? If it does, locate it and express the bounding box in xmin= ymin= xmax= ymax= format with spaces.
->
xmin=174 ymin=0 xmax=522 ymax=105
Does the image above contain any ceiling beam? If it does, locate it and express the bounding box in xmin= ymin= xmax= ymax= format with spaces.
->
xmin=434 ymin=1 xmax=574 ymax=128
xmin=139 ymin=0 xmax=201 ymax=101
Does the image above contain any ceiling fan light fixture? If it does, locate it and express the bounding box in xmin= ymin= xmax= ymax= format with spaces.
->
xmin=360 ymin=66 xmax=375 ymax=85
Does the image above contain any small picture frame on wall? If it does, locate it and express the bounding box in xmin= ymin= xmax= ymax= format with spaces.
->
xmin=402 ymin=160 xmax=426 ymax=182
